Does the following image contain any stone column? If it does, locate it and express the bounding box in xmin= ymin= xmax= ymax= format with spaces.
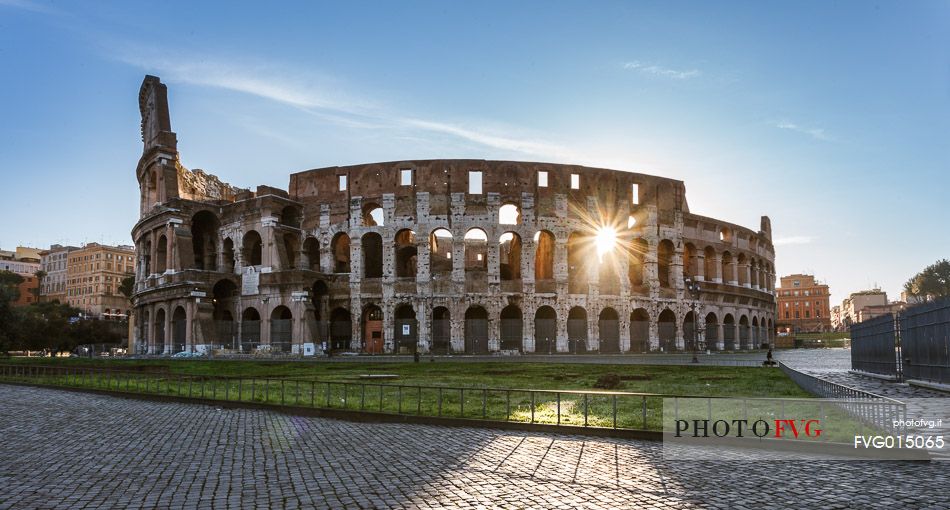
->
xmin=163 ymin=308 xmax=173 ymax=354
xmin=185 ymin=301 xmax=194 ymax=352
xmin=695 ymin=253 xmax=705 ymax=281
xmin=728 ymin=258 xmax=738 ymax=286
xmin=711 ymin=254 xmax=722 ymax=283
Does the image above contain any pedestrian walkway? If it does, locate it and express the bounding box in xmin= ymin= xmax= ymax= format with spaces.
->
xmin=0 ymin=384 xmax=947 ymax=509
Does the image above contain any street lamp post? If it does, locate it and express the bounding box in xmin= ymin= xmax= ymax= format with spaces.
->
xmin=684 ymin=277 xmax=702 ymax=363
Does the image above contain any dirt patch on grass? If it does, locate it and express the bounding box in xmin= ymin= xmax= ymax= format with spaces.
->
xmin=619 ymin=375 xmax=652 ymax=381
xmin=593 ymin=373 xmax=622 ymax=389
xmin=551 ymin=373 xmax=581 ymax=381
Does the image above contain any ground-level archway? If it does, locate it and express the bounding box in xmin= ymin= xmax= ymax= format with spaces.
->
xmin=431 ymin=307 xmax=451 ymax=354
xmin=329 ymin=308 xmax=351 ymax=351
xmin=172 ymin=306 xmax=186 ymax=353
xmin=464 ymin=306 xmax=489 ymax=354
xmin=599 ymin=308 xmax=620 ymax=353
xmin=705 ymin=312 xmax=719 ymax=351
xmin=630 ymin=308 xmax=649 ymax=353
xmin=535 ymin=306 xmax=558 ymax=354
xmin=362 ymin=305 xmax=384 ymax=354
xmin=500 ymin=305 xmax=523 ymax=351
xmin=270 ymin=306 xmax=292 ymax=353
xmin=241 ymin=307 xmax=261 ymax=353
xmin=658 ymin=309 xmax=677 ymax=352
xmin=723 ymin=314 xmax=736 ymax=350
xmin=394 ymin=304 xmax=417 ymax=354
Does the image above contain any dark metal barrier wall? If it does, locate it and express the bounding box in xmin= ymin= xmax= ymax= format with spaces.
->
xmin=850 ymin=314 xmax=900 ymax=378
xmin=901 ymin=298 xmax=950 ymax=385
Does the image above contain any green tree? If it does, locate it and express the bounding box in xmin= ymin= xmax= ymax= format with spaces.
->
xmin=33 ymin=269 xmax=47 ymax=301
xmin=0 ymin=271 xmax=25 ymax=354
xmin=19 ymin=301 xmax=81 ymax=355
xmin=904 ymin=259 xmax=950 ymax=301
xmin=119 ymin=275 xmax=135 ymax=299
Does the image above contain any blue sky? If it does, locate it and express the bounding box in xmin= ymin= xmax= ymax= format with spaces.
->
xmin=1 ymin=0 xmax=948 ymax=305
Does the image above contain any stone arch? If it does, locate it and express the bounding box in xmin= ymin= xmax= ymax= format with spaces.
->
xmin=362 ymin=232 xmax=383 ymax=278
xmin=303 ymin=237 xmax=320 ymax=271
xmin=191 ymin=210 xmax=219 ymax=270
xmin=683 ymin=310 xmax=697 ymax=353
xmin=499 ymin=232 xmax=522 ymax=281
xmin=599 ymin=307 xmax=620 ymax=353
xmin=395 ymin=229 xmax=418 ymax=278
xmin=750 ymin=258 xmax=759 ymax=288
xmin=156 ymin=235 xmax=168 ymax=273
xmin=241 ymin=307 xmax=262 ymax=353
xmin=331 ymin=232 xmax=351 ymax=273
xmin=533 ymin=230 xmax=555 ymax=283
xmin=737 ymin=253 xmax=748 ymax=286
xmin=464 ymin=305 xmax=489 ymax=354
xmin=362 ymin=202 xmax=384 ymax=227
xmin=683 ymin=243 xmax=697 ymax=279
xmin=222 ymin=237 xmax=235 ymax=272
xmin=311 ymin=280 xmax=329 ymax=345
xmin=657 ymin=239 xmax=674 ymax=289
xmin=270 ymin=306 xmax=293 ymax=353
xmin=430 ymin=306 xmax=451 ymax=354
xmin=703 ymin=246 xmax=717 ymax=281
xmin=535 ymin=306 xmax=558 ymax=354
xmin=242 ymin=231 xmax=263 ymax=267
xmin=154 ymin=307 xmax=166 ymax=354
xmin=704 ymin=312 xmax=719 ymax=351
xmin=280 ymin=205 xmax=301 ymax=229
xmin=722 ymin=313 xmax=736 ymax=350
xmin=658 ymin=308 xmax=677 ymax=352
xmin=567 ymin=231 xmax=589 ymax=294
xmin=171 ymin=306 xmax=186 ymax=353
xmin=362 ymin=304 xmax=384 ymax=353
xmin=393 ymin=303 xmax=417 ymax=353
xmin=429 ymin=229 xmax=454 ymax=276
xmin=212 ymin=279 xmax=237 ymax=349
xmin=628 ymin=238 xmax=648 ymax=290
xmin=739 ymin=315 xmax=751 ymax=349
xmin=329 ymin=307 xmax=352 ymax=351
xmin=721 ymin=251 xmax=734 ymax=283
xmin=464 ymin=228 xmax=488 ymax=272
xmin=499 ymin=203 xmax=521 ymax=225
xmin=630 ymin=308 xmax=650 ymax=353
xmin=752 ymin=316 xmax=761 ymax=348
xmin=500 ymin=304 xmax=523 ymax=351
xmin=566 ymin=306 xmax=588 ymax=354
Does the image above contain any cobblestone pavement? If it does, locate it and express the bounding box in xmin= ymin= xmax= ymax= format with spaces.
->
xmin=1 ymin=385 xmax=949 ymax=509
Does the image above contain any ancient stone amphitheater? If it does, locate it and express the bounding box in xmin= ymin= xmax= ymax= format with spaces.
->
xmin=131 ymin=76 xmax=777 ymax=356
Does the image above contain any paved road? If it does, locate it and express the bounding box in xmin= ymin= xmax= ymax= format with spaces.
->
xmin=1 ymin=385 xmax=948 ymax=509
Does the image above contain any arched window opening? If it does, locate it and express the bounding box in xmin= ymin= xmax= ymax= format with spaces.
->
xmin=721 ymin=251 xmax=734 ymax=283
xmin=567 ymin=231 xmax=589 ymax=294
xmin=499 ymin=232 xmax=522 ymax=281
xmin=362 ymin=233 xmax=383 ymax=278
xmin=395 ymin=229 xmax=418 ymax=278
xmin=331 ymin=233 xmax=351 ymax=273
xmin=429 ymin=229 xmax=454 ymax=276
xmin=362 ymin=203 xmax=384 ymax=227
xmin=303 ymin=237 xmax=320 ymax=271
xmin=431 ymin=307 xmax=451 ymax=354
xmin=723 ymin=314 xmax=736 ymax=350
xmin=683 ymin=243 xmax=697 ymax=279
xmin=241 ymin=307 xmax=261 ymax=353
xmin=533 ymin=230 xmax=555 ymax=286
xmin=283 ymin=233 xmax=299 ymax=269
xmin=222 ymin=238 xmax=235 ymax=273
xmin=171 ymin=306 xmax=186 ymax=353
xmin=705 ymin=312 xmax=719 ymax=351
xmin=657 ymin=239 xmax=674 ymax=289
xmin=464 ymin=306 xmax=489 ymax=354
xmin=464 ymin=228 xmax=488 ymax=271
xmin=630 ymin=308 xmax=650 ymax=353
xmin=394 ymin=304 xmax=417 ymax=353
xmin=628 ymin=238 xmax=648 ymax=290
xmin=280 ymin=206 xmax=301 ymax=229
xmin=156 ymin=235 xmax=168 ymax=273
xmin=191 ymin=211 xmax=219 ymax=270
xmin=329 ymin=307 xmax=352 ymax=351
xmin=243 ymin=231 xmax=263 ymax=267
xmin=499 ymin=203 xmax=521 ymax=225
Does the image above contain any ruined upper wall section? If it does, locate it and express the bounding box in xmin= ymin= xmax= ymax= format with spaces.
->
xmin=289 ymin=159 xmax=688 ymax=214
xmin=139 ymin=75 xmax=177 ymax=153
xmin=176 ymin=162 xmax=245 ymax=203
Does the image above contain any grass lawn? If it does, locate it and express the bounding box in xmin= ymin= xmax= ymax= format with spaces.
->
xmin=2 ymin=357 xmax=810 ymax=397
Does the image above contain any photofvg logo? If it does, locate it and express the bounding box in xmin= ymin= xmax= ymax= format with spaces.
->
xmin=660 ymin=397 xmax=934 ymax=461
xmin=674 ymin=418 xmax=822 ymax=439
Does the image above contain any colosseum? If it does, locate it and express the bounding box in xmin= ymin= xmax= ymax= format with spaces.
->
xmin=131 ymin=75 xmax=777 ymax=356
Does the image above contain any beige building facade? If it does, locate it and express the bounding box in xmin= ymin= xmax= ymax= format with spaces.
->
xmin=65 ymin=243 xmax=135 ymax=318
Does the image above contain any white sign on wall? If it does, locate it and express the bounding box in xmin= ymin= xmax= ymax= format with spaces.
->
xmin=402 ymin=324 xmax=411 ymax=335
xmin=242 ymin=268 xmax=259 ymax=296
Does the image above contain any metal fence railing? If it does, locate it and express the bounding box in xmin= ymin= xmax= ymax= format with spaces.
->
xmin=780 ymin=363 xmax=906 ymax=434
xmin=850 ymin=297 xmax=950 ymax=385
xmin=850 ymin=314 xmax=901 ymax=378
xmin=0 ymin=364 xmax=904 ymax=438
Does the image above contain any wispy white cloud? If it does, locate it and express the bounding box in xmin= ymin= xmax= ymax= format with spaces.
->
xmin=0 ymin=0 xmax=64 ymax=15
xmin=775 ymin=121 xmax=833 ymax=141
xmin=114 ymin=49 xmax=590 ymax=162
xmin=622 ymin=61 xmax=700 ymax=80
xmin=773 ymin=235 xmax=814 ymax=246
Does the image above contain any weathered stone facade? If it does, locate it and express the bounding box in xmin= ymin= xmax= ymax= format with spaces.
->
xmin=131 ymin=76 xmax=777 ymax=355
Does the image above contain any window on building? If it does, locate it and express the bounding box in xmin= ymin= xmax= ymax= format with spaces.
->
xmin=805 ymin=290 xmax=810 ymax=296
xmin=538 ymin=171 xmax=548 ymax=187
xmin=631 ymin=183 xmax=640 ymax=205
xmin=795 ymin=311 xmax=800 ymax=318
xmin=469 ymin=171 xmax=482 ymax=194
xmin=338 ymin=175 xmax=347 ymax=191
xmin=805 ymin=311 xmax=811 ymax=318
xmin=400 ymin=169 xmax=413 ymax=186
xmin=570 ymin=173 xmax=580 ymax=190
